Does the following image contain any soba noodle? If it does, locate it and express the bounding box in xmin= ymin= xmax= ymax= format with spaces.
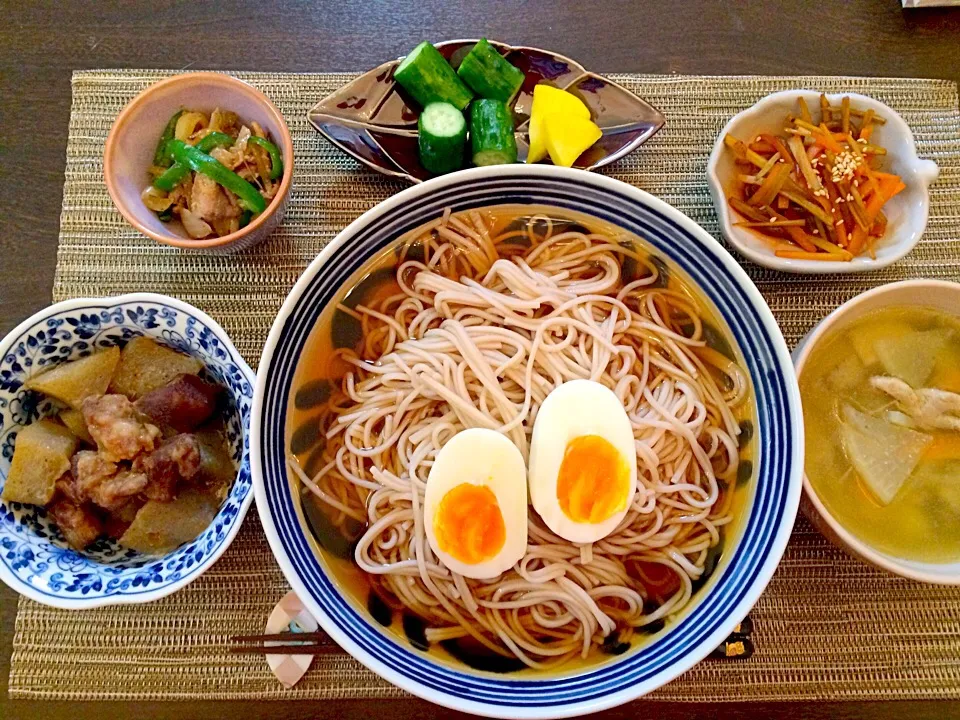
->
xmin=288 ymin=209 xmax=750 ymax=669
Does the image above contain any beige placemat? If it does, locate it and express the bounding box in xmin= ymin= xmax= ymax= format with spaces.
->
xmin=9 ymin=70 xmax=960 ymax=703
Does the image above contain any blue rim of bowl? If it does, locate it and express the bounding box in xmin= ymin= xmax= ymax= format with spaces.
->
xmin=0 ymin=293 xmax=256 ymax=609
xmin=253 ymin=166 xmax=802 ymax=718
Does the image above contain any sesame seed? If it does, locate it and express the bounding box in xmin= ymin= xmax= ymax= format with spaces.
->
xmin=813 ymin=229 xmax=819 ymax=234
xmin=755 ymin=136 xmax=762 ymax=142
xmin=837 ymin=219 xmax=845 ymax=225
xmin=846 ymin=194 xmax=854 ymax=201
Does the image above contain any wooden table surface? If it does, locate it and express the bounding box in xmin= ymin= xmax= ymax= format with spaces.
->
xmin=3 ymin=1 xmax=960 ymax=718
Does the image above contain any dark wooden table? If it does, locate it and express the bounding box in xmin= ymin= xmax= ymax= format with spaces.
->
xmin=3 ymin=1 xmax=960 ymax=718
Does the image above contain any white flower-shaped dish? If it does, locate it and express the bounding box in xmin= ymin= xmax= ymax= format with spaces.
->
xmin=706 ymin=90 xmax=939 ymax=274
xmin=0 ymin=293 xmax=255 ymax=608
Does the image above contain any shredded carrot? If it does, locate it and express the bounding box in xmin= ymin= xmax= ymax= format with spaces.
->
xmin=749 ymin=141 xmax=777 ymax=155
xmin=847 ymin=225 xmax=868 ymax=255
xmin=784 ymin=226 xmax=818 ymax=253
xmin=818 ymin=124 xmax=844 ymax=153
xmin=775 ymin=250 xmax=847 ymax=261
xmin=747 ymin=163 xmax=790 ymax=207
xmin=871 ymin=171 xmax=902 ymax=184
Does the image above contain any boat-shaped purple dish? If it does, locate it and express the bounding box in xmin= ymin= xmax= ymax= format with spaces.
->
xmin=308 ymin=39 xmax=666 ymax=183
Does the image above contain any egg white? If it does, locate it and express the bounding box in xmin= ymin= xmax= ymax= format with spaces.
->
xmin=423 ymin=428 xmax=528 ymax=579
xmin=528 ymin=379 xmax=638 ymax=543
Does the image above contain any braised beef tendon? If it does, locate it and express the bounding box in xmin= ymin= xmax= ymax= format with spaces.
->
xmin=4 ymin=339 xmax=236 ymax=555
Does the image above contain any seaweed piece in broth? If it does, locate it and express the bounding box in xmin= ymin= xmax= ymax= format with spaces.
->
xmin=690 ymin=539 xmax=724 ymax=595
xmin=441 ymin=637 xmax=527 ymax=673
xmin=290 ymin=415 xmax=322 ymax=455
xmin=367 ymin=591 xmax=394 ymax=627
xmin=295 ymin=379 xmax=332 ymax=410
xmin=299 ymin=486 xmax=362 ymax=559
xmin=402 ymin=613 xmax=430 ymax=651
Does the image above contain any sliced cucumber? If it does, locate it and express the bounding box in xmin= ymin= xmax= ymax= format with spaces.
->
xmin=470 ymin=99 xmax=518 ymax=166
xmin=418 ymin=102 xmax=467 ymax=175
xmin=395 ymin=41 xmax=474 ymax=111
xmin=456 ymin=38 xmax=525 ymax=102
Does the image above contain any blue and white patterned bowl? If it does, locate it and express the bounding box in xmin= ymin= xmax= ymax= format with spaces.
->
xmin=253 ymin=165 xmax=803 ymax=717
xmin=0 ymin=293 xmax=255 ymax=608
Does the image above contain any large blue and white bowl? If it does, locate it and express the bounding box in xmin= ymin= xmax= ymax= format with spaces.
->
xmin=0 ymin=293 xmax=255 ymax=608
xmin=253 ymin=165 xmax=803 ymax=717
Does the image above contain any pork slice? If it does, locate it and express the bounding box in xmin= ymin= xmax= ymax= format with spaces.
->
xmin=134 ymin=433 xmax=202 ymax=502
xmin=136 ymin=374 xmax=221 ymax=432
xmin=54 ymin=471 xmax=82 ymax=505
xmin=81 ymin=394 xmax=161 ymax=462
xmin=190 ymin=173 xmax=240 ymax=223
xmin=72 ymin=449 xmax=148 ymax=511
xmin=48 ymin=498 xmax=103 ymax=550
xmin=72 ymin=450 xmax=118 ymax=499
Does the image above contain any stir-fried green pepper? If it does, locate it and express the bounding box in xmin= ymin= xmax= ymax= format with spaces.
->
xmin=247 ymin=136 xmax=284 ymax=180
xmin=152 ymin=162 xmax=191 ymax=192
xmin=194 ymin=132 xmax=234 ymax=154
xmin=153 ymin=110 xmax=183 ymax=167
xmin=167 ymin=139 xmax=267 ymax=214
xmin=238 ymin=210 xmax=253 ymax=228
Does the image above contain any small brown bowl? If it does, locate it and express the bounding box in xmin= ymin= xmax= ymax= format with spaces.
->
xmin=104 ymin=72 xmax=294 ymax=253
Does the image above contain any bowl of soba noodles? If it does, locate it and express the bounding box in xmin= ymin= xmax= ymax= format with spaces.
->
xmin=252 ymin=165 xmax=802 ymax=717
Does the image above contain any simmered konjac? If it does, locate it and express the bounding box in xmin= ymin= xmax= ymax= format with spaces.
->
xmin=2 ymin=338 xmax=235 ymax=553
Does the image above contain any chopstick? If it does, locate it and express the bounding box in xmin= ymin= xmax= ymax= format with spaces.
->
xmin=231 ymin=644 xmax=339 ymax=655
xmin=232 ymin=631 xmax=333 ymax=643
xmin=229 ymin=614 xmax=757 ymax=659
xmin=230 ymin=631 xmax=337 ymax=655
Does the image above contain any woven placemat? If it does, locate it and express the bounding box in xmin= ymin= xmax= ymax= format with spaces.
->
xmin=9 ymin=70 xmax=960 ymax=703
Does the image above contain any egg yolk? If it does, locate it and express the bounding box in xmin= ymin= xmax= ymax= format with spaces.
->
xmin=434 ymin=483 xmax=507 ymax=565
xmin=557 ymin=434 xmax=630 ymax=523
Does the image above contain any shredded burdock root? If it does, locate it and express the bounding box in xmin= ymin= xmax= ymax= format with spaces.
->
xmin=724 ymin=94 xmax=904 ymax=261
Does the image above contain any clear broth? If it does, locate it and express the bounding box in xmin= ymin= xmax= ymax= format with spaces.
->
xmin=801 ymin=305 xmax=960 ymax=563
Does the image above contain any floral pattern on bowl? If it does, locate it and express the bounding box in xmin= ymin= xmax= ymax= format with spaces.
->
xmin=307 ymin=39 xmax=665 ymax=183
xmin=0 ymin=293 xmax=255 ymax=608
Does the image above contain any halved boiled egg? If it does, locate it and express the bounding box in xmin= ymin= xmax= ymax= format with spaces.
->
xmin=424 ymin=428 xmax=528 ymax=579
xmin=529 ymin=379 xmax=637 ymax=543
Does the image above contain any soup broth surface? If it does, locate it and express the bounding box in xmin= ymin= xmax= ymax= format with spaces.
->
xmin=801 ymin=305 xmax=960 ymax=563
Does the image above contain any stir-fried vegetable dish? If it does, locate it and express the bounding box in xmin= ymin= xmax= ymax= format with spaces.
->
xmin=724 ymin=95 xmax=905 ymax=261
xmin=142 ymin=108 xmax=283 ymax=239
